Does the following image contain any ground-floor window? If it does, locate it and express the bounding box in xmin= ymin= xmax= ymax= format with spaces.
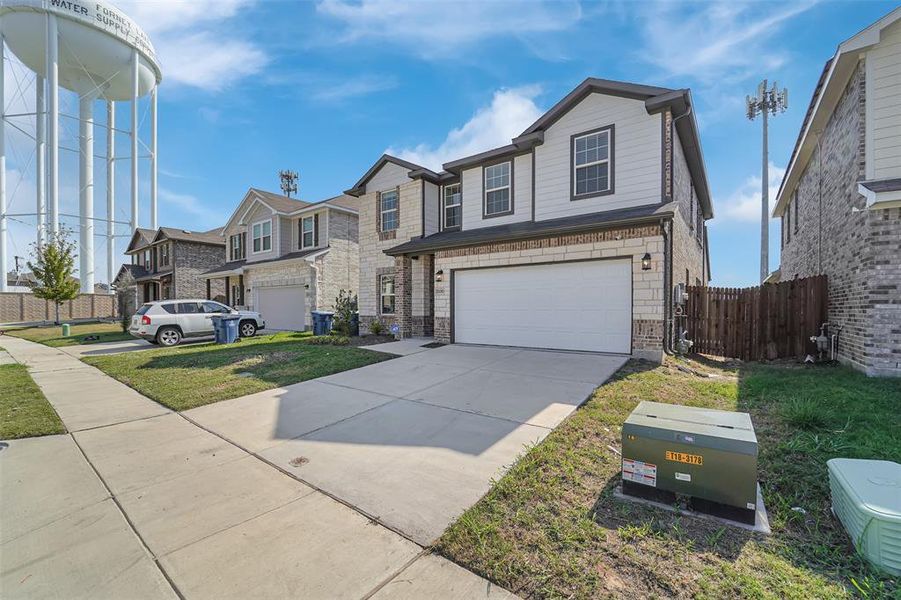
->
xmin=231 ymin=283 xmax=243 ymax=306
xmin=380 ymin=274 xmax=395 ymax=314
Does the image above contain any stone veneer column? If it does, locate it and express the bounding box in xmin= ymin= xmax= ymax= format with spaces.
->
xmin=394 ymin=255 xmax=413 ymax=339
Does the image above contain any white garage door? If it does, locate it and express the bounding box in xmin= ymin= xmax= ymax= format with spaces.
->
xmin=256 ymin=286 xmax=306 ymax=331
xmin=453 ymin=259 xmax=631 ymax=353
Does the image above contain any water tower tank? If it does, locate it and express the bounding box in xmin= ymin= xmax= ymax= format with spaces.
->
xmin=0 ymin=0 xmax=161 ymax=98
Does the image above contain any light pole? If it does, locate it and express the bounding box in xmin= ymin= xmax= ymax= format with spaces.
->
xmin=746 ymin=79 xmax=788 ymax=284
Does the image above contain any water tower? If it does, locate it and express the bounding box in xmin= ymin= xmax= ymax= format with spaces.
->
xmin=0 ymin=0 xmax=162 ymax=292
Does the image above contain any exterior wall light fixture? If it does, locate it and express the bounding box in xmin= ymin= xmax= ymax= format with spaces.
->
xmin=641 ymin=253 xmax=652 ymax=271
xmin=436 ymin=269 xmax=444 ymax=282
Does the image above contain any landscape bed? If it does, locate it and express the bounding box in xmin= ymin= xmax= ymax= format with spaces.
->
xmin=438 ymin=358 xmax=901 ymax=599
xmin=83 ymin=331 xmax=394 ymax=411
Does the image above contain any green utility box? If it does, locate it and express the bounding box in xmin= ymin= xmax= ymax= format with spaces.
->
xmin=622 ymin=401 xmax=758 ymax=523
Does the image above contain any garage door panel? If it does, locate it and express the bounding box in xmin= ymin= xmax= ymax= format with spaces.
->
xmin=257 ymin=286 xmax=306 ymax=331
xmin=453 ymin=259 xmax=631 ymax=354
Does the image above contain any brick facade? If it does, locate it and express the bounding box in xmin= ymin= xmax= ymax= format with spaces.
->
xmin=359 ymin=179 xmax=423 ymax=334
xmin=174 ymin=241 xmax=225 ymax=300
xmin=778 ymin=59 xmax=901 ymax=376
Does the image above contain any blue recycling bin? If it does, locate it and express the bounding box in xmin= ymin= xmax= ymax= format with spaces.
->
xmin=311 ymin=311 xmax=335 ymax=336
xmin=221 ymin=315 xmax=241 ymax=343
xmin=211 ymin=315 xmax=240 ymax=344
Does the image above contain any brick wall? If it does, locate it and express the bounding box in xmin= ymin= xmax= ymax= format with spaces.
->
xmin=316 ymin=210 xmax=360 ymax=311
xmin=432 ymin=224 xmax=666 ymax=362
xmin=0 ymin=292 xmax=117 ymax=324
xmin=779 ymin=59 xmax=900 ymax=376
xmin=173 ymin=241 xmax=225 ymax=300
xmin=359 ymin=178 xmax=422 ymax=334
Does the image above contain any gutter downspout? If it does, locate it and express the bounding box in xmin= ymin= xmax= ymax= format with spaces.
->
xmin=662 ymin=217 xmax=674 ymax=356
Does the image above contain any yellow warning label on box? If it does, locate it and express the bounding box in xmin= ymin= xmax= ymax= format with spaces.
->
xmin=665 ymin=451 xmax=703 ymax=466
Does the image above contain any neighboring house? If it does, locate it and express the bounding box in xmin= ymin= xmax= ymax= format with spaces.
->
xmin=117 ymin=226 xmax=226 ymax=304
xmin=347 ymin=77 xmax=712 ymax=362
xmin=204 ymin=188 xmax=359 ymax=331
xmin=773 ymin=8 xmax=901 ymax=377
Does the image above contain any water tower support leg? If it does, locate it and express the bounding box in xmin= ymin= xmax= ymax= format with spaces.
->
xmin=79 ymin=97 xmax=94 ymax=294
xmin=48 ymin=13 xmax=59 ymax=237
xmin=130 ymin=49 xmax=138 ymax=232
xmin=36 ymin=75 xmax=46 ymax=247
xmin=1 ymin=33 xmax=7 ymax=293
xmin=150 ymin=85 xmax=157 ymax=229
xmin=107 ymin=101 xmax=115 ymax=291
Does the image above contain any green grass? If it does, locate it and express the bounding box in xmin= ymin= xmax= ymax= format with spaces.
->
xmin=438 ymin=358 xmax=901 ymax=599
xmin=0 ymin=363 xmax=65 ymax=439
xmin=4 ymin=322 xmax=131 ymax=347
xmin=83 ymin=331 xmax=394 ymax=411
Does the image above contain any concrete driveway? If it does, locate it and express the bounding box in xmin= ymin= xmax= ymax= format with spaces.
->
xmin=187 ymin=343 xmax=627 ymax=545
xmin=1 ymin=336 xmax=625 ymax=599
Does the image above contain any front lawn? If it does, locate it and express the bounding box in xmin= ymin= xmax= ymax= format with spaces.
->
xmin=0 ymin=363 xmax=65 ymax=439
xmin=5 ymin=322 xmax=131 ymax=347
xmin=83 ymin=332 xmax=394 ymax=411
xmin=439 ymin=358 xmax=901 ymax=599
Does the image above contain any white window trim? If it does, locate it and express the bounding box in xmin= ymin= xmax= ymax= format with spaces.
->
xmin=483 ymin=162 xmax=512 ymax=217
xmin=443 ymin=183 xmax=462 ymax=230
xmin=380 ymin=190 xmax=399 ymax=232
xmin=250 ymin=218 xmax=272 ymax=255
xmin=229 ymin=233 xmax=245 ymax=262
xmin=379 ymin=274 xmax=396 ymax=315
xmin=300 ymin=215 xmax=315 ymax=249
xmin=572 ymin=129 xmax=611 ymax=198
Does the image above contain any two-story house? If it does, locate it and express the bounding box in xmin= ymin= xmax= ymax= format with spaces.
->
xmin=347 ymin=77 xmax=713 ymax=362
xmin=117 ymin=225 xmax=225 ymax=305
xmin=773 ymin=8 xmax=901 ymax=377
xmin=204 ymin=188 xmax=359 ymax=331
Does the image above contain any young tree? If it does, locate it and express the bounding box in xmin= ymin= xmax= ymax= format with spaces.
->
xmin=28 ymin=229 xmax=80 ymax=325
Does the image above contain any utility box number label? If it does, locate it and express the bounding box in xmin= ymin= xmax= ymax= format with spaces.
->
xmin=665 ymin=451 xmax=703 ymax=466
xmin=622 ymin=458 xmax=657 ymax=487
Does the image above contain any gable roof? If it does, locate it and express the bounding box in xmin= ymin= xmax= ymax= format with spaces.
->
xmin=153 ymin=226 xmax=225 ymax=246
xmin=344 ymin=154 xmax=442 ymax=196
xmin=222 ymin=188 xmax=359 ymax=233
xmin=774 ymin=7 xmax=901 ymax=217
xmin=125 ymin=228 xmax=156 ymax=253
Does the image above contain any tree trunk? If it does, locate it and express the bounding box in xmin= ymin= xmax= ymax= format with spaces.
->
xmin=55 ymin=302 xmax=61 ymax=326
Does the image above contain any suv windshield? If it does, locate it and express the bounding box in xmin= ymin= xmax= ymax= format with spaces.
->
xmin=136 ymin=304 xmax=152 ymax=316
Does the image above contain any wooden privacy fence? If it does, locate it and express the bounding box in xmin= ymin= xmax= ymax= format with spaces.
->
xmin=685 ymin=275 xmax=828 ymax=361
xmin=0 ymin=292 xmax=118 ymax=324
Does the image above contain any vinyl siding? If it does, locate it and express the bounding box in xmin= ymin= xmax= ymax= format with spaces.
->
xmin=244 ymin=203 xmax=278 ymax=263
xmin=423 ymin=181 xmax=440 ymax=235
xmin=867 ymin=19 xmax=901 ymax=179
xmin=533 ymin=92 xmax=662 ymax=221
xmin=365 ymin=161 xmax=411 ymax=194
xmin=461 ymin=153 xmax=532 ymax=230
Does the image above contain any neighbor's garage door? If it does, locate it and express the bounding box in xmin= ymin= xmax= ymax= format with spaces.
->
xmin=256 ymin=286 xmax=306 ymax=331
xmin=453 ymin=259 xmax=631 ymax=353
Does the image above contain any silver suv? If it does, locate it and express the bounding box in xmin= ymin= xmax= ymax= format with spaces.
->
xmin=129 ymin=299 xmax=266 ymax=347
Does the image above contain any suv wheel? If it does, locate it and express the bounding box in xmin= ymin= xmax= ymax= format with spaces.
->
xmin=157 ymin=327 xmax=182 ymax=347
xmin=239 ymin=320 xmax=257 ymax=338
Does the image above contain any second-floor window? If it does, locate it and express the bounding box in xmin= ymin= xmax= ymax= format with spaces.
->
xmin=252 ymin=220 xmax=272 ymax=253
xmin=573 ymin=127 xmax=612 ymax=198
xmin=380 ymin=190 xmax=398 ymax=232
xmin=484 ymin=162 xmax=511 ymax=217
xmin=793 ymin=190 xmax=799 ymax=234
xmin=230 ymin=233 xmax=246 ymax=261
xmin=301 ymin=216 xmax=315 ymax=248
xmin=143 ymin=249 xmax=152 ymax=268
xmin=159 ymin=243 xmax=170 ymax=268
xmin=443 ymin=184 xmax=461 ymax=229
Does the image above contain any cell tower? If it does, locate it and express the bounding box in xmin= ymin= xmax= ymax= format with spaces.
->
xmin=279 ymin=170 xmax=298 ymax=198
xmin=0 ymin=0 xmax=163 ymax=293
xmin=746 ymin=79 xmax=788 ymax=284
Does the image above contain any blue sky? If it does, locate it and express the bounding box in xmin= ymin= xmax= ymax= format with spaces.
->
xmin=3 ymin=0 xmax=897 ymax=286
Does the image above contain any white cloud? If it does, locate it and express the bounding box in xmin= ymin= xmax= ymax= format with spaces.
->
xmin=715 ymin=162 xmax=785 ymax=224
xmin=113 ymin=0 xmax=267 ymax=91
xmin=637 ymin=1 xmax=818 ymax=83
xmin=388 ymin=86 xmax=544 ymax=172
xmin=309 ymin=76 xmax=398 ymax=103
xmin=315 ymin=0 xmax=581 ymax=59
xmin=158 ymin=187 xmax=220 ymax=228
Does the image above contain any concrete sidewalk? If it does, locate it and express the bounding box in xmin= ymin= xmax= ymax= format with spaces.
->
xmin=0 ymin=336 xmax=516 ymax=600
